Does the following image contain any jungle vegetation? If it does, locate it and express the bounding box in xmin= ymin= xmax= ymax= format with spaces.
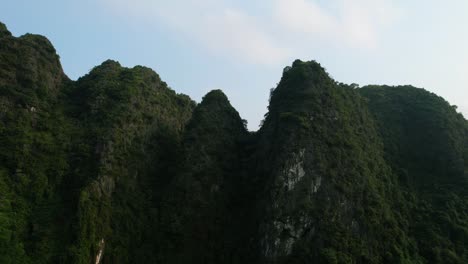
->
xmin=0 ymin=22 xmax=467 ymax=264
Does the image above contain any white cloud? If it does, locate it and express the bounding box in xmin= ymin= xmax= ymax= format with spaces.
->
xmin=194 ymin=8 xmax=290 ymax=66
xmin=274 ymin=0 xmax=401 ymax=49
xmin=100 ymin=0 xmax=289 ymax=65
xmin=100 ymin=0 xmax=401 ymax=64
xmin=274 ymin=0 xmax=338 ymax=35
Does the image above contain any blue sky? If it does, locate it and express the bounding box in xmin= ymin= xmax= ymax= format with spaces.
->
xmin=2 ymin=0 xmax=467 ymax=130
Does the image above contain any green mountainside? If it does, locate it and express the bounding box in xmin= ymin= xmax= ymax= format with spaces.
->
xmin=0 ymin=22 xmax=467 ymax=264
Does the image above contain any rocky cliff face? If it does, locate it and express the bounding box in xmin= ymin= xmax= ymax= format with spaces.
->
xmin=0 ymin=22 xmax=467 ymax=264
xmin=154 ymin=90 xmax=251 ymax=263
xmin=253 ymin=61 xmax=414 ymax=263
xmin=69 ymin=60 xmax=195 ymax=263
xmin=0 ymin=22 xmax=71 ymax=263
xmin=0 ymin=23 xmax=195 ymax=263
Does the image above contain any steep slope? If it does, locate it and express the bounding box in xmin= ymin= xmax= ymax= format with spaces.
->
xmin=360 ymin=86 xmax=468 ymax=263
xmin=254 ymin=60 xmax=418 ymax=263
xmin=155 ymin=90 xmax=250 ymax=263
xmin=67 ymin=60 xmax=194 ymax=263
xmin=1 ymin=21 xmax=467 ymax=264
xmin=0 ymin=22 xmax=71 ymax=263
xmin=0 ymin=22 xmax=195 ymax=264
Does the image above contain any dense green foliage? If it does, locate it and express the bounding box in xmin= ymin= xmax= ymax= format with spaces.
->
xmin=0 ymin=22 xmax=195 ymax=263
xmin=153 ymin=90 xmax=252 ymax=263
xmin=0 ymin=22 xmax=467 ymax=263
xmin=0 ymin=21 xmax=71 ymax=263
xmin=360 ymin=86 xmax=468 ymax=263
xmin=255 ymin=61 xmax=419 ymax=263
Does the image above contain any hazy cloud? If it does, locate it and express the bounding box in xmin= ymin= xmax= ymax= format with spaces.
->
xmin=274 ymin=0 xmax=401 ymax=48
xmin=100 ymin=0 xmax=289 ymax=65
xmin=101 ymin=0 xmax=401 ymax=64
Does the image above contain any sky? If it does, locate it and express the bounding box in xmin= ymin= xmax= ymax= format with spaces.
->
xmin=1 ymin=0 xmax=467 ymax=130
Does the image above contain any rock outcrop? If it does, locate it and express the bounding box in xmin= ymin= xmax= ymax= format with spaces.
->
xmin=0 ymin=22 xmax=467 ymax=264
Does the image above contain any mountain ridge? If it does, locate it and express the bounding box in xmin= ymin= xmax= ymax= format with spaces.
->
xmin=0 ymin=22 xmax=467 ymax=264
